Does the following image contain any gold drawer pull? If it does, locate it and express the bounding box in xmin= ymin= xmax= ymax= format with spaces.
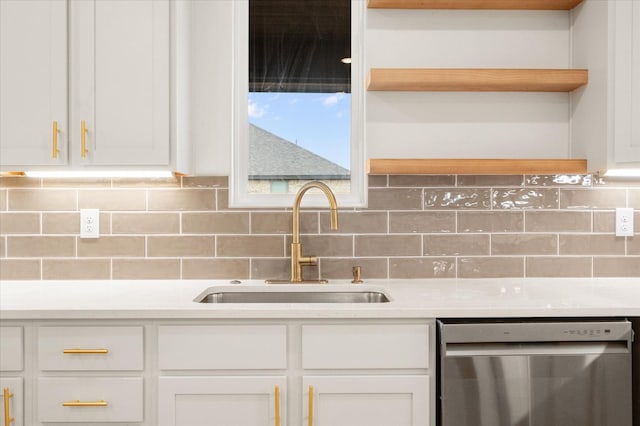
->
xmin=63 ymin=348 xmax=109 ymax=354
xmin=308 ymin=385 xmax=314 ymax=426
xmin=274 ymin=385 xmax=281 ymax=426
xmin=63 ymin=400 xmax=108 ymax=407
xmin=52 ymin=121 xmax=60 ymax=159
xmin=3 ymin=387 xmax=14 ymax=425
xmin=80 ymin=120 xmax=88 ymax=158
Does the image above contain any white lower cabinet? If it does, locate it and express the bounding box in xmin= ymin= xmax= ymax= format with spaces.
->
xmin=158 ymin=376 xmax=287 ymax=426
xmin=0 ymin=319 xmax=435 ymax=425
xmin=158 ymin=325 xmax=287 ymax=370
xmin=303 ymin=375 xmax=429 ymax=426
xmin=1 ymin=377 xmax=23 ymax=426
xmin=0 ymin=326 xmax=24 ymax=426
xmin=37 ymin=377 xmax=144 ymax=423
xmin=301 ymin=323 xmax=431 ymax=426
xmin=301 ymin=323 xmax=430 ymax=369
xmin=35 ymin=324 xmax=145 ymax=424
xmin=38 ymin=326 xmax=144 ymax=371
xmin=0 ymin=326 xmax=23 ymax=372
xmin=157 ymin=320 xmax=434 ymax=426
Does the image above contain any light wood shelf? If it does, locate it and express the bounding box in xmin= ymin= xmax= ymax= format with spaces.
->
xmin=367 ymin=159 xmax=588 ymax=175
xmin=367 ymin=68 xmax=588 ymax=92
xmin=367 ymin=0 xmax=584 ymax=10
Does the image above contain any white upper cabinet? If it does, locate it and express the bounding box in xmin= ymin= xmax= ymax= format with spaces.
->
xmin=0 ymin=0 xmax=172 ymax=171
xmin=70 ymin=0 xmax=170 ymax=167
xmin=571 ymin=0 xmax=640 ymax=171
xmin=612 ymin=0 xmax=640 ymax=165
xmin=0 ymin=0 xmax=67 ymax=167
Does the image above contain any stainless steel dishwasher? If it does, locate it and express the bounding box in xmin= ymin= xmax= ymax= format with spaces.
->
xmin=438 ymin=319 xmax=633 ymax=426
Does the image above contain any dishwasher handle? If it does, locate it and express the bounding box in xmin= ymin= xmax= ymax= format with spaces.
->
xmin=444 ymin=340 xmax=631 ymax=357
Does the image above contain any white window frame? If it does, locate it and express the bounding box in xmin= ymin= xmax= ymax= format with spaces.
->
xmin=230 ymin=0 xmax=366 ymax=208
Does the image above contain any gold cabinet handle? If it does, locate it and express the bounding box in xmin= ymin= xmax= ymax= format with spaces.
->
xmin=307 ymin=385 xmax=314 ymax=426
xmin=63 ymin=400 xmax=108 ymax=407
xmin=63 ymin=348 xmax=109 ymax=354
xmin=52 ymin=121 xmax=60 ymax=159
xmin=80 ymin=120 xmax=88 ymax=158
xmin=3 ymin=387 xmax=14 ymax=425
xmin=274 ymin=385 xmax=281 ymax=426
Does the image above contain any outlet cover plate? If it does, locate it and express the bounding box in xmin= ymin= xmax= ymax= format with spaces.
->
xmin=615 ymin=208 xmax=634 ymax=237
xmin=80 ymin=209 xmax=100 ymax=239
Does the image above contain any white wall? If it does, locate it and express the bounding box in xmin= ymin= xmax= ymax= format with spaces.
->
xmin=190 ymin=2 xmax=575 ymax=175
xmin=366 ymin=8 xmax=573 ymax=160
xmin=570 ymin=0 xmax=610 ymax=171
xmin=190 ymin=0 xmax=234 ymax=175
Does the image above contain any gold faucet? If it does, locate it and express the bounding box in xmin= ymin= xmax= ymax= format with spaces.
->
xmin=268 ymin=181 xmax=339 ymax=284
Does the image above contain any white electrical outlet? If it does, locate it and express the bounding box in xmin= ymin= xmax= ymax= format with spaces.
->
xmin=80 ymin=209 xmax=100 ymax=239
xmin=615 ymin=208 xmax=634 ymax=237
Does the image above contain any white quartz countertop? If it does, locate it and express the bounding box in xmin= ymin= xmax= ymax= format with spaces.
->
xmin=1 ymin=278 xmax=639 ymax=320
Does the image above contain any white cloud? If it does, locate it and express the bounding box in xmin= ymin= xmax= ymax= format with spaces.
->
xmin=248 ymin=99 xmax=267 ymax=118
xmin=322 ymin=93 xmax=344 ymax=108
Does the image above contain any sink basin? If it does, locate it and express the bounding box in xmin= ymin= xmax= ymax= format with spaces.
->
xmin=195 ymin=288 xmax=390 ymax=304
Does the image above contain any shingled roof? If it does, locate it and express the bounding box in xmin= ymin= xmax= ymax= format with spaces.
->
xmin=249 ymin=124 xmax=350 ymax=180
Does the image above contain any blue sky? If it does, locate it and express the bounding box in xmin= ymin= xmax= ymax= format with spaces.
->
xmin=248 ymin=92 xmax=351 ymax=169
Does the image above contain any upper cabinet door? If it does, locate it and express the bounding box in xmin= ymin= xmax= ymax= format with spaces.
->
xmin=613 ymin=0 xmax=640 ymax=164
xmin=0 ymin=0 xmax=67 ymax=167
xmin=70 ymin=0 xmax=170 ymax=166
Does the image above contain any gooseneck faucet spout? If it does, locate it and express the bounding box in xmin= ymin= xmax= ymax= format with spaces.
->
xmin=290 ymin=181 xmax=338 ymax=283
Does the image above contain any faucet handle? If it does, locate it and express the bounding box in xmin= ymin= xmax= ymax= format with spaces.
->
xmin=351 ymin=266 xmax=363 ymax=284
xmin=299 ymin=255 xmax=317 ymax=266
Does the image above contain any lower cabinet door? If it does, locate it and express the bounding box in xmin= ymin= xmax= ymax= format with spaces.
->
xmin=158 ymin=376 xmax=286 ymax=426
xmin=37 ymin=377 xmax=143 ymax=423
xmin=303 ymin=375 xmax=429 ymax=426
xmin=1 ymin=377 xmax=23 ymax=426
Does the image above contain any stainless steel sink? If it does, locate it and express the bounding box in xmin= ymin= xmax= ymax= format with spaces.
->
xmin=195 ymin=288 xmax=390 ymax=304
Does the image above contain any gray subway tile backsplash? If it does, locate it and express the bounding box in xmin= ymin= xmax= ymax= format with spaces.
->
xmin=525 ymin=257 xmax=593 ymax=277
xmin=425 ymin=188 xmax=491 ymax=209
xmin=458 ymin=211 xmax=524 ymax=233
xmin=560 ymin=188 xmax=627 ymax=209
xmin=368 ymin=187 xmax=423 ymax=210
xmin=525 ymin=211 xmax=591 ymax=233
xmin=492 ymin=188 xmax=559 ymax=210
xmin=458 ymin=257 xmax=525 ymax=278
xmin=424 ymin=234 xmax=489 ymax=256
xmin=0 ymin=174 xmax=638 ymax=280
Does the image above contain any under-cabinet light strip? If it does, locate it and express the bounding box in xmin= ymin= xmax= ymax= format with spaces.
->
xmin=603 ymin=169 xmax=640 ymax=178
xmin=23 ymin=171 xmax=176 ymax=178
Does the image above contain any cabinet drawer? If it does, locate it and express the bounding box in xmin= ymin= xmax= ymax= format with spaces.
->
xmin=158 ymin=325 xmax=287 ymax=370
xmin=0 ymin=327 xmax=23 ymax=371
xmin=37 ymin=377 xmax=143 ymax=423
xmin=38 ymin=326 xmax=143 ymax=371
xmin=302 ymin=323 xmax=430 ymax=369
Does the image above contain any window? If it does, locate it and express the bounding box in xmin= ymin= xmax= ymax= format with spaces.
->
xmin=231 ymin=0 xmax=365 ymax=207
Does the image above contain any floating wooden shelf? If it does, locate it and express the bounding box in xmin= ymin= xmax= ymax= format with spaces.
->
xmin=367 ymin=68 xmax=588 ymax=92
xmin=367 ymin=159 xmax=588 ymax=175
xmin=367 ymin=0 xmax=584 ymax=10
